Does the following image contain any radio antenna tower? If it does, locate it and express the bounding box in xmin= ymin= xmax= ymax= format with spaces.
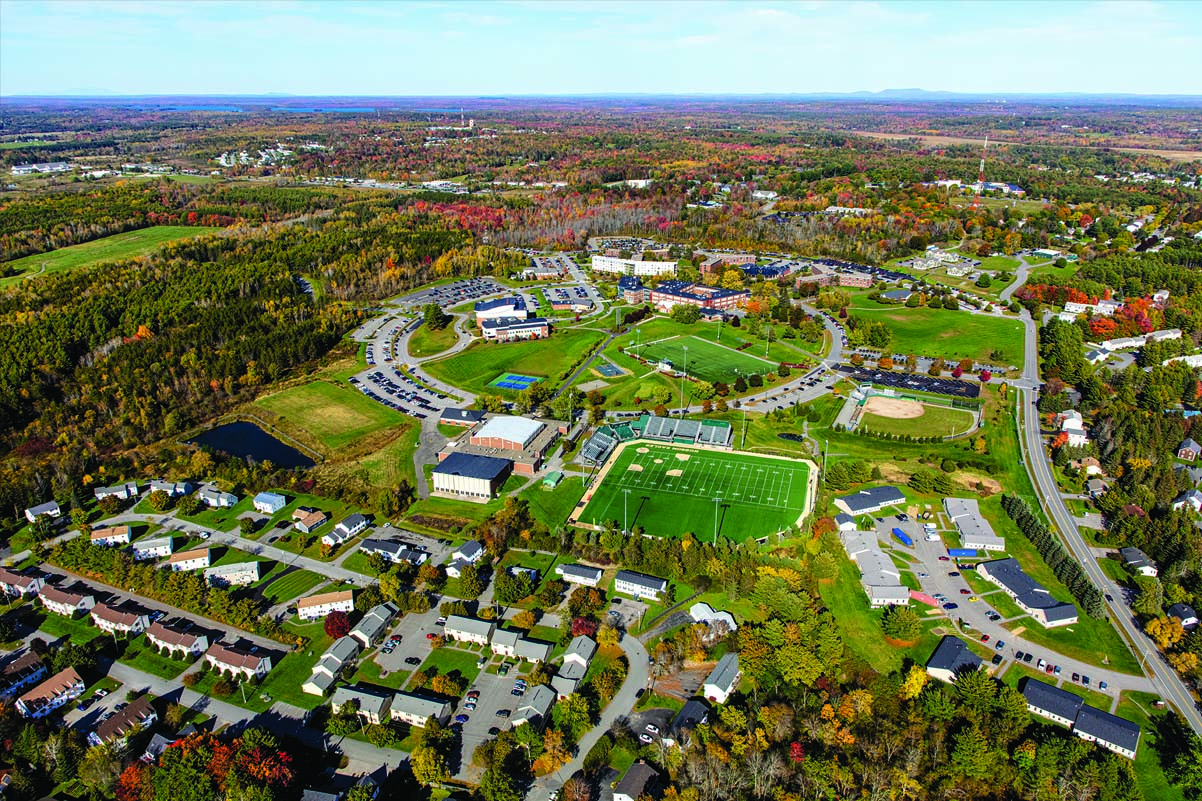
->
xmin=971 ymin=136 xmax=989 ymax=210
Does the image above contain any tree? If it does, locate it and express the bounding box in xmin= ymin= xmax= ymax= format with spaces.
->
xmin=238 ymin=516 xmax=256 ymax=536
xmin=1146 ymin=616 xmax=1184 ymax=650
xmin=953 ymin=668 xmax=997 ymax=715
xmin=459 ymin=564 xmax=488 ymax=599
xmin=951 ymin=724 xmax=994 ymax=779
xmin=324 ymin=610 xmax=351 ymax=639
xmin=79 ymin=742 xmax=125 ymax=798
xmin=423 ymin=302 xmax=450 ymax=330
xmin=411 ymin=741 xmax=450 ymax=785
xmin=671 ymin=304 xmax=701 ymax=324
xmin=147 ymin=489 xmax=171 ymax=512
xmin=512 ymin=609 xmax=537 ymax=629
xmin=881 ymin=606 xmax=921 ymax=641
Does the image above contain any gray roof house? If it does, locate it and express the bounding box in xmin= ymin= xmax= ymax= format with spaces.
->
xmin=1073 ymin=705 xmax=1141 ymax=758
xmin=1119 ymin=547 xmax=1157 ymax=576
xmin=331 ymin=684 xmax=393 ymax=725
xmin=349 ymin=603 xmax=398 ymax=649
xmin=924 ymin=635 xmax=983 ymax=683
xmin=444 ymin=615 xmax=496 ymax=644
xmin=702 ymin=654 xmax=741 ymax=704
xmin=614 ymin=763 xmax=660 ymax=801
xmin=554 ymin=563 xmax=603 ymax=586
xmin=1168 ymin=603 xmax=1199 ymax=630
xmin=979 ymin=558 xmax=1078 ymax=627
xmin=834 ymin=485 xmax=906 ymax=516
xmin=1021 ymin=678 xmax=1084 ymax=727
xmin=511 ymin=685 xmax=556 ymax=730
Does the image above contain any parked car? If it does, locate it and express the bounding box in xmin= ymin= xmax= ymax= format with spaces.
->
xmin=426 ymin=633 xmax=437 ymax=640
xmin=454 ymin=714 xmax=470 ymax=724
xmin=1099 ymin=680 xmax=1108 ymax=691
xmin=405 ymin=657 xmax=422 ymax=666
xmin=1072 ymin=673 xmax=1080 ymax=683
xmin=1023 ymin=653 xmax=1033 ymax=664
xmin=1082 ymin=676 xmax=1091 ymax=686
xmin=942 ymin=603 xmax=958 ymax=610
xmin=995 ymin=640 xmax=1005 ymax=650
xmin=960 ymin=589 xmax=971 ymax=595
xmin=639 ymin=733 xmax=654 ymax=744
xmin=488 ymin=727 xmax=501 ymax=736
xmin=980 ymin=634 xmax=990 ymax=643
xmin=991 ymin=654 xmax=1003 ymax=665
xmin=496 ymin=709 xmax=511 ymax=718
xmin=646 ymin=724 xmax=660 ymax=734
xmin=1016 ymin=650 xmax=1026 ymax=661
xmin=1054 ymin=665 xmax=1061 ymax=676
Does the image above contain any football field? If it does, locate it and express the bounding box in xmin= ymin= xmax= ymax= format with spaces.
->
xmin=636 ymin=335 xmax=775 ymax=384
xmin=577 ymin=443 xmax=814 ymax=541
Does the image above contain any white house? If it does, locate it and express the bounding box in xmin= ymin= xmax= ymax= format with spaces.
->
xmin=321 ymin=528 xmax=355 ymax=549
xmin=444 ymin=615 xmax=495 ymax=645
xmin=204 ymin=561 xmax=262 ymax=587
xmin=334 ymin=514 xmax=369 ymax=539
xmin=93 ymin=482 xmax=139 ymax=502
xmin=613 ymin=570 xmax=668 ymax=601
xmin=90 ymin=603 xmax=149 ymax=636
xmin=199 ymin=489 xmax=238 ymax=508
xmin=145 ymin=621 xmax=209 ymax=659
xmin=24 ymin=501 xmax=61 ymax=524
xmin=490 ymin=630 xmax=552 ymax=663
xmin=303 ymin=636 xmax=361 ymax=696
xmin=925 ymin=635 xmax=984 ymax=683
xmin=89 ymin=526 xmax=131 ymax=547
xmin=390 ymin=692 xmax=452 ymax=727
xmin=205 ymin=642 xmax=272 ymax=680
xmin=1058 ymin=410 xmax=1089 ymax=448
xmin=16 ymin=667 xmax=85 ymax=719
xmin=349 ymin=603 xmax=398 ymax=649
xmin=702 ymin=654 xmax=741 ymax=704
xmin=253 ymin=492 xmax=287 ymax=515
xmin=554 ymin=563 xmax=603 ymax=587
xmin=0 ymin=568 xmax=43 ymax=598
xmin=451 ymin=540 xmax=485 ymax=565
xmin=510 ymin=684 xmax=556 ymax=730
xmin=39 ymin=585 xmax=96 ymax=617
xmin=297 ymin=590 xmax=355 ymax=621
xmin=149 ymin=480 xmax=189 ymax=497
xmin=169 ymin=548 xmax=211 ymax=572
xmin=132 ymin=537 xmax=174 ymax=561
xmin=1172 ymin=489 xmax=1202 ymax=514
xmin=331 ymin=684 xmax=393 ymax=725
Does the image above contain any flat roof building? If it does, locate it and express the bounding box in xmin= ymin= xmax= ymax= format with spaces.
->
xmin=944 ymin=498 xmax=1005 ymax=552
xmin=432 ymin=452 xmax=512 ymax=502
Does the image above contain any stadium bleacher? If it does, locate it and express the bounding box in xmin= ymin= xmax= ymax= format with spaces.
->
xmin=581 ymin=414 xmax=733 ymax=463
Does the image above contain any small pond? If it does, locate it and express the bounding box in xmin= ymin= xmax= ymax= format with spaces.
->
xmin=189 ymin=422 xmax=315 ymax=469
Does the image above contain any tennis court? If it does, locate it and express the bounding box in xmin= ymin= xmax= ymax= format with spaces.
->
xmin=488 ymin=372 xmax=542 ymax=391
xmin=577 ymin=442 xmax=814 ymax=541
xmin=636 ymin=335 xmax=775 ymax=384
xmin=595 ymin=361 xmax=624 ymax=378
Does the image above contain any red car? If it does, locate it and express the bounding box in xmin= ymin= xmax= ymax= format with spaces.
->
xmin=938 ymin=556 xmax=951 ymax=562
xmin=980 ymin=634 xmax=990 ymax=643
xmin=426 ymin=633 xmax=437 ymax=640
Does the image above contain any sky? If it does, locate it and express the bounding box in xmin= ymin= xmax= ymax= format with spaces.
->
xmin=2 ymin=0 xmax=1201 ymax=97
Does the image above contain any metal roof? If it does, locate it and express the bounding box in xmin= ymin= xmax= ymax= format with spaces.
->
xmin=1021 ymin=678 xmax=1083 ymax=721
xmin=1073 ymin=705 xmax=1141 ymax=753
xmin=925 ymin=635 xmax=982 ymax=675
xmin=433 ymin=451 xmax=512 ymax=480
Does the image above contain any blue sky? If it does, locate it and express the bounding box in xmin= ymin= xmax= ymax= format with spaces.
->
xmin=2 ymin=0 xmax=1200 ymax=96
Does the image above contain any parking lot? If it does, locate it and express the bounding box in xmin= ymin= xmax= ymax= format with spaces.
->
xmin=397 ymin=277 xmax=506 ymax=311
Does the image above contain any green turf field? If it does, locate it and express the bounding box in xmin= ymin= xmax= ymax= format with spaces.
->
xmin=1 ymin=226 xmax=222 ymax=288
xmin=859 ymin=403 xmax=977 ymax=438
xmin=848 ymin=295 xmax=1025 ymax=367
xmin=407 ymin=321 xmax=459 ymax=357
xmin=634 ymin=335 xmax=776 ymax=384
xmin=423 ymin=327 xmax=605 ymax=396
xmin=253 ymin=380 xmax=405 ymax=450
xmin=578 ymin=443 xmax=814 ymax=541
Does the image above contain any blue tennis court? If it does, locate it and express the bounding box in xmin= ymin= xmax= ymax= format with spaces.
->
xmin=488 ymin=372 xmax=542 ymax=391
xmin=595 ymin=361 xmax=623 ymax=378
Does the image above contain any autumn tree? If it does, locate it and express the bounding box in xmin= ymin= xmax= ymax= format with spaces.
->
xmin=324 ymin=610 xmax=352 ymax=639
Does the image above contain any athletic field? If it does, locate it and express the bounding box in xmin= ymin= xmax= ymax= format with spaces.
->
xmin=577 ymin=442 xmax=815 ymax=541
xmin=635 ymin=335 xmax=775 ymax=384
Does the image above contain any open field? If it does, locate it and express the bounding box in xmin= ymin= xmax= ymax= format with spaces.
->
xmin=253 ymin=380 xmax=405 ymax=451
xmin=848 ymin=294 xmax=1025 ymax=367
xmin=858 ymin=397 xmax=977 ymax=438
xmin=636 ymin=335 xmax=776 ymax=384
xmin=423 ymin=328 xmax=604 ymax=397
xmin=407 ymin=322 xmax=459 ymax=358
xmin=1 ymin=226 xmax=222 ymax=288
xmin=261 ymin=569 xmax=327 ymax=604
xmin=850 ymin=129 xmax=1202 ymax=163
xmin=578 ymin=442 xmax=814 ymax=541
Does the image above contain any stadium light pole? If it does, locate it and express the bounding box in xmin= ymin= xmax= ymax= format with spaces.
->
xmin=712 ymin=497 xmax=722 ymax=544
xmin=623 ymin=488 xmax=631 ymax=535
xmin=679 ymin=345 xmax=688 ymax=412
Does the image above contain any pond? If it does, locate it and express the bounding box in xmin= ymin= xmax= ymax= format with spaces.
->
xmin=189 ymin=422 xmax=315 ymax=469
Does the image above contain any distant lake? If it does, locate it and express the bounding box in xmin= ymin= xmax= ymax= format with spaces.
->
xmin=189 ymin=422 xmax=315 ymax=469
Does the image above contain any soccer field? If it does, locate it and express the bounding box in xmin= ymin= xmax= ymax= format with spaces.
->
xmin=636 ymin=335 xmax=776 ymax=384
xmin=578 ymin=443 xmax=814 ymax=541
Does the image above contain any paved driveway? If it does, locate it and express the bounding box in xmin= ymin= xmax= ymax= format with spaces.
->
xmin=453 ymin=667 xmax=526 ymax=780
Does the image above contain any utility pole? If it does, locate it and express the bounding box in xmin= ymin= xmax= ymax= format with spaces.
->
xmin=623 ymin=488 xmax=631 ymax=535
xmin=679 ymin=345 xmax=689 ymax=412
xmin=742 ymin=406 xmax=748 ymax=448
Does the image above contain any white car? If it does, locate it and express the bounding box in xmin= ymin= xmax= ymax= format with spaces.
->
xmin=638 ymin=733 xmax=654 ymax=744
xmin=645 ymin=724 xmax=660 ymax=734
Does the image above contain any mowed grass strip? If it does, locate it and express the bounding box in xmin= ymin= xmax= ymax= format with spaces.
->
xmin=1 ymin=226 xmax=222 ymax=288
xmin=638 ymin=335 xmax=776 ymax=384
xmin=262 ymin=569 xmax=327 ymax=605
xmin=254 ymin=381 xmax=404 ymax=450
xmin=579 ymin=443 xmax=811 ymax=541
xmin=859 ymin=404 xmax=977 ymax=438
xmin=423 ymin=328 xmax=604 ymax=396
xmin=848 ymin=297 xmax=1025 ymax=367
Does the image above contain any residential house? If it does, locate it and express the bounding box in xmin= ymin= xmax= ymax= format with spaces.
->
xmin=1119 ymin=547 xmax=1158 ymax=577
xmin=169 ymin=548 xmax=211 ymax=572
xmin=253 ymin=492 xmax=287 ymax=514
xmin=1086 ymin=478 xmax=1106 ymax=498
xmin=321 ymin=528 xmax=355 ymax=549
xmin=204 ymin=561 xmax=262 ymax=587
xmin=450 ymin=539 xmax=485 ymax=567
xmin=39 ymin=585 xmax=96 ymax=617
xmin=510 ymin=684 xmax=556 ymax=730
xmin=978 ymin=558 xmax=1078 ymax=627
xmin=1059 ymin=410 xmax=1089 ymax=447
xmin=303 ymin=636 xmax=361 ymax=696
xmin=833 ymin=485 xmax=906 ymax=516
xmin=834 ymin=513 xmax=858 ymax=532
xmin=670 ymin=699 xmax=710 ymax=741
xmin=15 ymin=667 xmax=85 ymax=718
xmin=925 ymin=635 xmax=984 ymax=683
xmin=141 ymin=733 xmax=176 ymax=763
xmin=24 ymin=501 xmax=61 ymax=524
xmin=0 ymin=568 xmax=43 ymax=598
xmin=145 ymin=621 xmax=209 ymax=659
xmin=554 ymin=563 xmax=603 ymax=587
xmin=331 ymin=685 xmax=393 ymax=725
xmin=552 ymin=635 xmax=596 ymax=697
xmin=149 ymin=480 xmax=189 ymax=497
xmin=357 ymin=538 xmax=429 ymax=566
xmin=90 ymin=526 xmax=131 ymax=547
xmin=204 ymin=642 xmax=272 ymax=680
xmin=702 ymin=654 xmax=741 ymax=704
xmin=1173 ymin=464 xmax=1202 ymax=486
xmin=198 ymin=489 xmax=238 ymax=508
xmin=1073 ymin=705 xmax=1142 ymax=759
xmin=490 ymin=630 xmax=552 ymax=663
xmin=297 ymin=590 xmax=355 ymax=621
xmin=614 ymin=569 xmax=668 ymax=601
xmin=132 ymin=537 xmax=174 ymax=561
xmin=1172 ymin=489 xmax=1202 ymax=514
xmin=1178 ymin=438 xmax=1202 ymax=462
xmin=292 ymin=509 xmax=328 ymax=534
xmin=90 ymin=696 xmax=157 ymax=747
xmin=390 ymin=692 xmax=452 ymax=727
xmin=1022 ymin=678 xmax=1084 ymax=727
xmin=613 ymin=763 xmax=660 ymax=801
xmin=1168 ymin=603 xmax=1199 ymax=631
xmin=688 ymin=603 xmax=738 ymax=633
xmin=90 ymin=603 xmax=150 ymax=636
xmin=334 ymin=514 xmax=369 ymax=539
xmin=0 ymin=651 xmax=48 ymax=702
xmin=443 ymin=615 xmax=495 ymax=645
xmin=349 ymin=603 xmax=398 ymax=649
xmin=93 ymin=482 xmax=139 ymax=502
xmin=1073 ymin=457 xmax=1104 ymax=476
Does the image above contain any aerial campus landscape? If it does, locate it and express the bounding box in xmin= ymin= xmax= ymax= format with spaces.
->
xmin=2 ymin=3 xmax=1202 ymax=801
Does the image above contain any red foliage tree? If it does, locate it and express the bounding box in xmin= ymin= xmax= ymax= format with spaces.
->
xmin=980 ymin=370 xmax=992 ymax=383
xmin=952 ymin=367 xmax=963 ymax=378
xmin=571 ymin=617 xmax=599 ymax=638
xmin=115 ymin=764 xmax=148 ymax=801
xmin=324 ymin=611 xmax=352 ymax=639
xmin=790 ymin=742 xmax=807 ymax=762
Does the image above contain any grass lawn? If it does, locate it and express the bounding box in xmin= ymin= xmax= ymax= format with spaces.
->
xmin=1116 ymin=691 xmax=1184 ymax=801
xmin=634 ymin=335 xmax=776 ymax=384
xmin=261 ymin=569 xmax=328 ymax=604
xmin=847 ymin=293 xmax=1025 ymax=368
xmin=423 ymin=328 xmax=605 ymax=397
xmin=353 ymin=658 xmax=412 ymax=690
xmin=578 ymin=442 xmax=813 ymax=541
xmin=608 ymin=745 xmax=637 ymax=775
xmin=518 ymin=475 xmax=588 ymax=530
xmin=36 ymin=612 xmax=106 ymax=645
xmin=0 ymin=226 xmax=222 ymax=288
xmin=254 ymin=381 xmax=407 ymax=451
xmin=418 ymin=646 xmax=482 ymax=687
xmin=357 ymin=423 xmax=422 ymax=489
xmin=859 ymin=404 xmax=977 ymax=438
xmin=118 ymin=636 xmax=194 ymax=679
xmin=406 ymin=322 xmax=459 ymax=358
